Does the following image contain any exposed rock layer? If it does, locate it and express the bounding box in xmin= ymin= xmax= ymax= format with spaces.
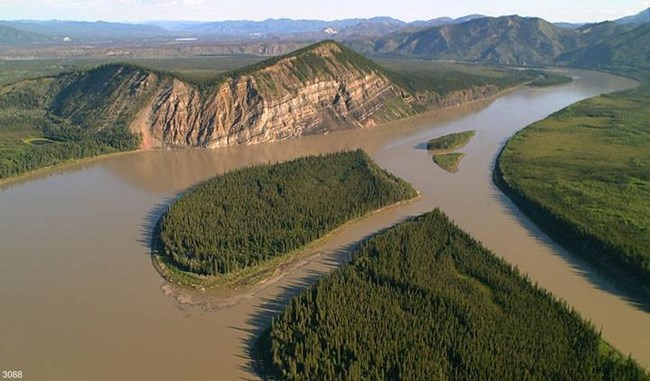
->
xmin=47 ymin=41 xmax=508 ymax=150
xmin=132 ymin=42 xmax=413 ymax=148
xmin=44 ymin=41 xmax=396 ymax=149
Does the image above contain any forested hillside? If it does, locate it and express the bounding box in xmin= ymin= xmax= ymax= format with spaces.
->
xmin=0 ymin=75 xmax=141 ymax=180
xmin=157 ymin=150 xmax=417 ymax=277
xmin=259 ymin=210 xmax=648 ymax=380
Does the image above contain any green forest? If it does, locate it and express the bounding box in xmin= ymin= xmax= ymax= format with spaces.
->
xmin=158 ymin=150 xmax=417 ymax=276
xmin=496 ymin=87 xmax=650 ymax=293
xmin=0 ymin=70 xmax=141 ymax=181
xmin=258 ymin=210 xmax=648 ymax=380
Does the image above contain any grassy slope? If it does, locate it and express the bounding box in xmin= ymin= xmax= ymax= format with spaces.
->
xmin=559 ymin=24 xmax=650 ymax=71
xmin=0 ymin=24 xmax=47 ymax=45
xmin=496 ymin=88 xmax=650 ymax=293
xmin=0 ymin=65 xmax=145 ymax=180
xmin=258 ymin=210 xmax=648 ymax=380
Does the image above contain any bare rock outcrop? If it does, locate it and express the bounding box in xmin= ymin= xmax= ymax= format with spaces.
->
xmin=131 ymin=41 xmax=414 ymax=148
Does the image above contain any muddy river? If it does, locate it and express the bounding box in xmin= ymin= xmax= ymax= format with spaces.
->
xmin=0 ymin=69 xmax=645 ymax=380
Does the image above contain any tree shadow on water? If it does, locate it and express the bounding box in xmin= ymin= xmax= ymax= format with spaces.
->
xmin=489 ymin=180 xmax=650 ymax=314
xmin=137 ymin=194 xmax=181 ymax=253
xmin=233 ymin=227 xmax=405 ymax=379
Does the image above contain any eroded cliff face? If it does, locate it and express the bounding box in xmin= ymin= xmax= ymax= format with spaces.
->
xmin=130 ymin=42 xmax=414 ymax=148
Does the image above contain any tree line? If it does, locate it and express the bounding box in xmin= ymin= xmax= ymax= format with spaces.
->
xmin=158 ymin=150 xmax=417 ymax=275
xmin=259 ymin=210 xmax=648 ymax=380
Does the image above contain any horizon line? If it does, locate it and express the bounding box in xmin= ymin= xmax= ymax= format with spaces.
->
xmin=0 ymin=12 xmax=623 ymax=25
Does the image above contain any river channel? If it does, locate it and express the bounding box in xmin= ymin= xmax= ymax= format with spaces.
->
xmin=0 ymin=69 xmax=644 ymax=380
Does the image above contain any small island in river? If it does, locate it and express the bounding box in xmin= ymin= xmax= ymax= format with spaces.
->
xmin=432 ymin=152 xmax=465 ymax=173
xmin=153 ymin=149 xmax=417 ymax=288
xmin=426 ymin=130 xmax=476 ymax=173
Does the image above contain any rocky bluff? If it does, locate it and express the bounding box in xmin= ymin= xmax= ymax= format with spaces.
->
xmin=50 ymin=41 xmax=415 ymax=149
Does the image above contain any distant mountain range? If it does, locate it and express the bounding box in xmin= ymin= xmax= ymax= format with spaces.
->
xmin=0 ymin=24 xmax=46 ymax=45
xmin=1 ymin=7 xmax=649 ymax=70
xmin=368 ymin=16 xmax=581 ymax=65
xmin=359 ymin=10 xmax=649 ymax=66
xmin=0 ymin=20 xmax=168 ymax=42
xmin=0 ymin=15 xmax=492 ymax=43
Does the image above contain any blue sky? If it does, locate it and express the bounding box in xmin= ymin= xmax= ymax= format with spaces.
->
xmin=1 ymin=0 xmax=648 ymax=23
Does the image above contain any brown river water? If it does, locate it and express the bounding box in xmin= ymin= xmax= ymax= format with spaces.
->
xmin=0 ymin=70 xmax=646 ymax=380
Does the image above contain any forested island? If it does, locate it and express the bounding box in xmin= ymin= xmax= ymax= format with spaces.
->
xmin=257 ymin=210 xmax=648 ymax=380
xmin=155 ymin=150 xmax=417 ymax=286
xmin=496 ymin=87 xmax=650 ymax=295
xmin=426 ymin=130 xmax=475 ymax=173
xmin=426 ymin=130 xmax=476 ymax=151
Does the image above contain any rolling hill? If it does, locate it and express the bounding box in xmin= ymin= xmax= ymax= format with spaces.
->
xmin=559 ymin=23 xmax=650 ymax=69
xmin=0 ymin=20 xmax=169 ymax=40
xmin=371 ymin=15 xmax=582 ymax=65
xmin=615 ymin=7 xmax=650 ymax=25
xmin=0 ymin=24 xmax=47 ymax=45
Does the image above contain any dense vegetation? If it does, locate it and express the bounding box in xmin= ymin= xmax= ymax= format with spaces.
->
xmin=426 ymin=130 xmax=476 ymax=151
xmin=258 ymin=210 xmax=647 ymax=380
xmin=496 ymin=88 xmax=650 ymax=293
xmin=158 ymin=150 xmax=417 ymax=276
xmin=0 ymin=72 xmax=141 ymax=180
xmin=432 ymin=152 xmax=465 ymax=173
xmin=422 ymin=131 xmax=476 ymax=173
